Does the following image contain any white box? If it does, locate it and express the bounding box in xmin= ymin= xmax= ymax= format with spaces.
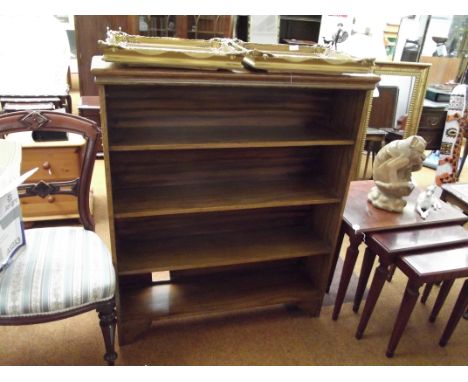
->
xmin=0 ymin=140 xmax=36 ymax=271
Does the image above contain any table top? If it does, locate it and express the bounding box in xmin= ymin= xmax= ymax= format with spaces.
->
xmin=442 ymin=183 xmax=468 ymax=205
xmin=368 ymin=225 xmax=468 ymax=254
xmin=401 ymin=247 xmax=468 ymax=277
xmin=344 ymin=180 xmax=468 ymax=233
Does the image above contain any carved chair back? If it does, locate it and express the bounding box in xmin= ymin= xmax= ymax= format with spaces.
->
xmin=0 ymin=110 xmax=100 ymax=231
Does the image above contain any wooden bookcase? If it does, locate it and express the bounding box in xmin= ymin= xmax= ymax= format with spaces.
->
xmin=92 ymin=57 xmax=379 ymax=344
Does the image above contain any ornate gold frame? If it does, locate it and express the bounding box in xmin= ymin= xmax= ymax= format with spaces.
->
xmin=99 ymin=30 xmax=375 ymax=74
xmin=372 ymin=61 xmax=431 ymax=137
xmin=356 ymin=61 xmax=431 ymax=178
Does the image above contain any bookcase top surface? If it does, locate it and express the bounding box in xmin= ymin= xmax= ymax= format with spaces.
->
xmin=91 ymin=56 xmax=380 ymax=90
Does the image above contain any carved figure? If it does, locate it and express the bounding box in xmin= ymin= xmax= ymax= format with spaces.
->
xmin=416 ymin=185 xmax=441 ymax=219
xmin=368 ymin=135 xmax=427 ymax=212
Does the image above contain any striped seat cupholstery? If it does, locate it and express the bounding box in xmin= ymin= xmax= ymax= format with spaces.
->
xmin=0 ymin=227 xmax=115 ymax=318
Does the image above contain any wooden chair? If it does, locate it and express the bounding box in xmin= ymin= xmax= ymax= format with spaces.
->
xmin=356 ymin=242 xmax=468 ymax=358
xmin=362 ymin=128 xmax=387 ymax=179
xmin=0 ymin=110 xmax=117 ymax=365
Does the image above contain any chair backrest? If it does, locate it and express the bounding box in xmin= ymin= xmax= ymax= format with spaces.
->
xmin=0 ymin=110 xmax=100 ymax=231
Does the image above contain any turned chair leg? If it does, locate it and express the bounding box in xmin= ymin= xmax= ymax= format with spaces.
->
xmin=386 ymin=279 xmax=422 ymax=358
xmin=429 ymin=279 xmax=454 ymax=323
xmin=439 ymin=280 xmax=468 ymax=347
xmin=97 ymin=299 xmax=118 ymax=365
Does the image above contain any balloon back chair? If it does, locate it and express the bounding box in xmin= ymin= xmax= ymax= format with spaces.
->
xmin=0 ymin=110 xmax=117 ymax=365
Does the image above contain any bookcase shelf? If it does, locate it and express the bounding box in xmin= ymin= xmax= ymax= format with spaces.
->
xmin=112 ymin=179 xmax=340 ymax=219
xmin=120 ymin=262 xmax=322 ymax=323
xmin=108 ymin=125 xmax=355 ymax=151
xmin=93 ymin=56 xmax=378 ymax=345
xmin=116 ymin=226 xmax=330 ymax=275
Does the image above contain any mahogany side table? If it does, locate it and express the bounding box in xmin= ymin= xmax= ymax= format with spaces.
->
xmin=355 ymin=225 xmax=468 ymax=344
xmin=330 ymin=180 xmax=467 ymax=320
xmin=441 ymin=183 xmax=468 ymax=214
xmin=357 ymin=245 xmax=468 ymax=358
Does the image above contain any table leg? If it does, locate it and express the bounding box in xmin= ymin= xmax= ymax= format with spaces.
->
xmin=355 ymin=260 xmax=388 ymax=339
xmin=387 ymin=264 xmax=397 ymax=282
xmin=326 ymin=221 xmax=346 ymax=293
xmin=439 ymin=280 xmax=468 ymax=346
xmin=353 ymin=247 xmax=376 ymax=313
xmin=386 ymin=279 xmax=422 ymax=358
xmin=429 ymin=279 xmax=455 ymax=323
xmin=421 ymin=282 xmax=434 ymax=304
xmin=332 ymin=232 xmax=363 ymax=320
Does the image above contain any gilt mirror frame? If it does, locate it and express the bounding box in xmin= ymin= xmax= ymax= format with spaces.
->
xmin=356 ymin=61 xmax=431 ymax=178
xmin=372 ymin=61 xmax=431 ymax=137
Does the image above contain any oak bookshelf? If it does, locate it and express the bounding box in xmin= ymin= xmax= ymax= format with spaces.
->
xmin=93 ymin=56 xmax=378 ymax=344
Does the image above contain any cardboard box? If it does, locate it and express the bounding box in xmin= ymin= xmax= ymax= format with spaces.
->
xmin=0 ymin=140 xmax=36 ymax=271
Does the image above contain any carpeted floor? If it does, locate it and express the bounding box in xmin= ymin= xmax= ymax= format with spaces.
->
xmin=0 ymin=157 xmax=467 ymax=366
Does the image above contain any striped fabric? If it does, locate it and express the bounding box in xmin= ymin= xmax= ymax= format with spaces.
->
xmin=0 ymin=227 xmax=115 ymax=318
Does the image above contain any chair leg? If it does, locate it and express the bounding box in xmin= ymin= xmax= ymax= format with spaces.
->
xmin=363 ymin=150 xmax=371 ymax=179
xmin=326 ymin=223 xmax=346 ymax=293
xmin=355 ymin=261 xmax=388 ymax=339
xmin=353 ymin=247 xmax=376 ymax=313
xmin=386 ymin=279 xmax=422 ymax=358
xmin=439 ymin=280 xmax=468 ymax=347
xmin=429 ymin=279 xmax=454 ymax=323
xmin=97 ymin=299 xmax=118 ymax=366
xmin=421 ymin=282 xmax=434 ymax=304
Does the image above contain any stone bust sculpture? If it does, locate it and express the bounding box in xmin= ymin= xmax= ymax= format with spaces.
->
xmin=368 ymin=135 xmax=427 ymax=212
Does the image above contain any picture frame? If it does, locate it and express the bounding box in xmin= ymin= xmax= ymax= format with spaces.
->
xmin=355 ymin=61 xmax=431 ymax=178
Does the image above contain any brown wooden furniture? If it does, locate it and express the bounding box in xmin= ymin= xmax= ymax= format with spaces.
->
xmin=355 ymin=236 xmax=468 ymax=358
xmin=0 ymin=95 xmax=72 ymax=114
xmin=441 ymin=183 xmax=468 ymax=216
xmin=0 ymin=110 xmax=117 ymax=365
xmin=362 ymin=128 xmax=386 ymax=179
xmin=75 ymin=16 xmax=139 ymax=97
xmin=3 ymin=129 xmax=89 ymax=223
xmin=361 ymin=86 xmax=398 ymax=179
xmin=78 ymin=96 xmax=102 ymax=157
xmin=418 ymin=104 xmax=447 ymax=150
xmin=368 ymin=86 xmax=399 ymax=130
xmin=279 ymin=16 xmax=322 ymax=44
xmin=355 ymin=226 xmax=468 ymax=338
xmin=78 ymin=96 xmax=101 ymax=126
xmin=75 ymin=16 xmax=234 ymax=98
xmin=439 ymin=279 xmax=468 ymax=347
xmin=92 ymin=55 xmax=379 ymax=344
xmin=382 ymin=103 xmax=447 ymax=151
xmin=139 ymin=16 xmax=234 ymax=39
xmin=329 ymin=180 xmax=467 ymax=320
xmin=0 ymin=111 xmax=96 ymax=229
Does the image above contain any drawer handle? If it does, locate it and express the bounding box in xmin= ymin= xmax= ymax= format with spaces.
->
xmin=47 ymin=196 xmax=55 ymax=203
xmin=42 ymin=161 xmax=52 ymax=175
